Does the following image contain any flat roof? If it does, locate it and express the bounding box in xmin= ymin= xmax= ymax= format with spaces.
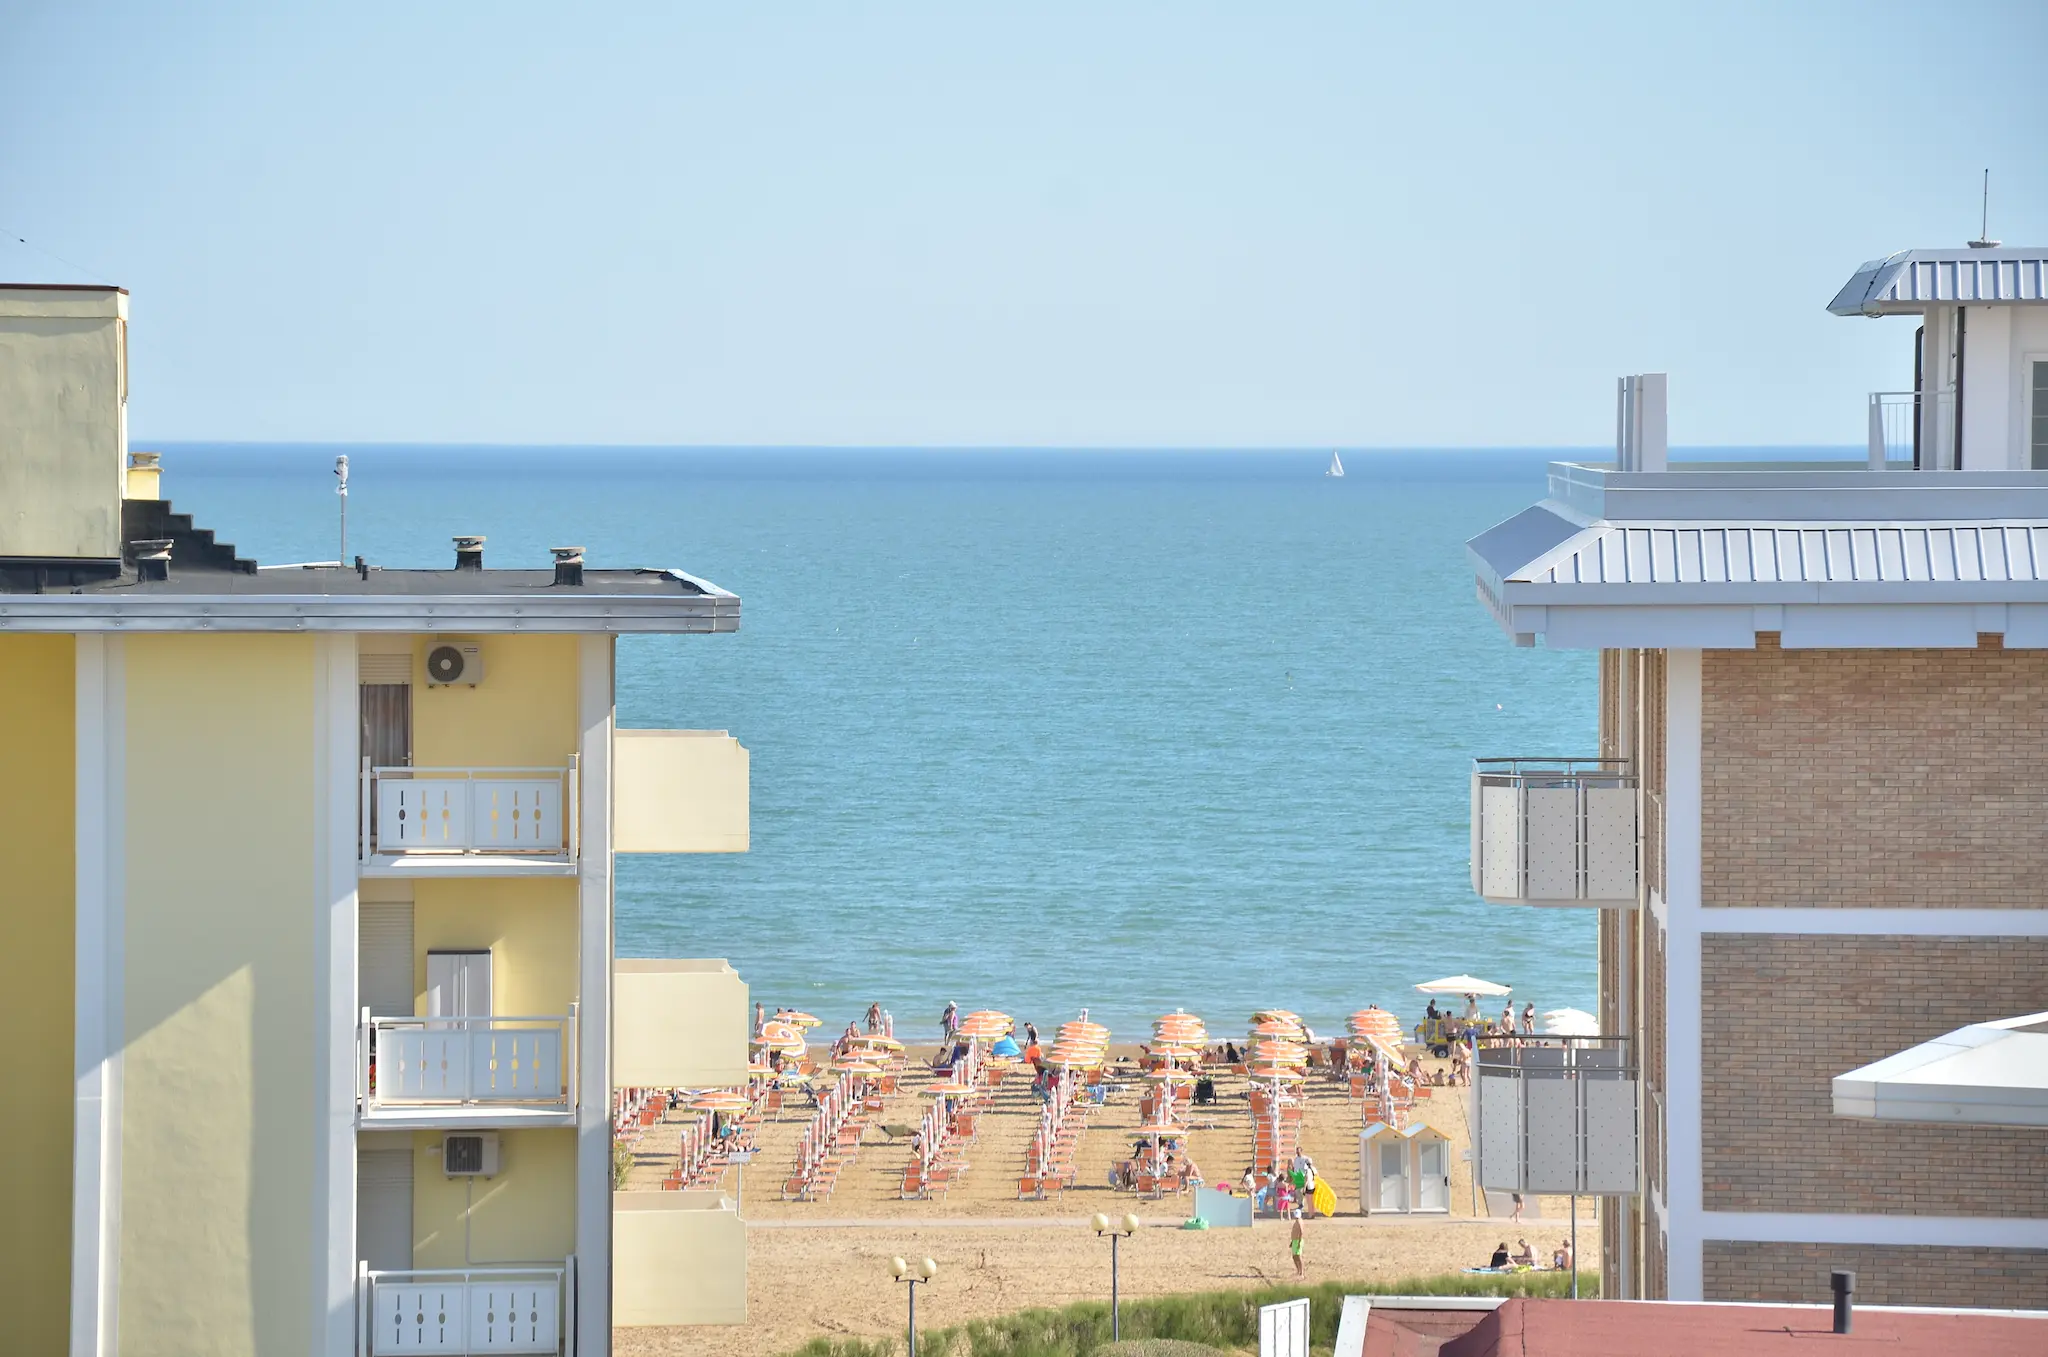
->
xmin=1368 ymin=1297 xmax=2048 ymax=1357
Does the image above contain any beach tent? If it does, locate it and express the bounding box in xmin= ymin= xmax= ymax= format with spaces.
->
xmin=1358 ymin=1121 xmax=1452 ymax=1215
xmin=1414 ymin=975 xmax=1511 ymax=998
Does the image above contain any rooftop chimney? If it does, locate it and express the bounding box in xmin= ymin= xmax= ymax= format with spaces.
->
xmin=1831 ymin=1269 xmax=1854 ymax=1334
xmin=126 ymin=451 xmax=162 ymax=501
xmin=551 ymin=545 xmax=586 ymax=587
xmin=453 ymin=535 xmax=485 ymax=571
xmin=131 ymin=538 xmax=173 ymax=582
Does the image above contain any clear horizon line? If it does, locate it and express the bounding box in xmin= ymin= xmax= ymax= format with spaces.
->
xmin=138 ymin=438 xmax=1866 ymax=454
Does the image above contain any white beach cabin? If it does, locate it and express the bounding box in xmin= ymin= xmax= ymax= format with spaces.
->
xmin=1358 ymin=1121 xmax=1451 ymax=1215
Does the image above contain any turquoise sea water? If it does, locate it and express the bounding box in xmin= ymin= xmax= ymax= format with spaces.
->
xmin=168 ymin=445 xmax=1601 ymax=1038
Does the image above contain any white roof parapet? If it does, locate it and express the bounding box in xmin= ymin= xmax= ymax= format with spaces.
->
xmin=1833 ymin=1013 xmax=2048 ymax=1128
xmin=1468 ymin=463 xmax=2048 ymax=650
xmin=1828 ymin=247 xmax=2048 ymax=316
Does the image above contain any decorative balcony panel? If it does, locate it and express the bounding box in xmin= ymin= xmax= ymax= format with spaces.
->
xmin=362 ymin=1015 xmax=575 ymax=1122
xmin=612 ymin=960 xmax=749 ymax=1089
xmin=1473 ymin=1037 xmax=1638 ymax=1196
xmin=614 ymin=1193 xmax=746 ymax=1327
xmin=613 ymin=730 xmax=749 ymax=853
xmin=1470 ymin=757 xmax=1637 ymax=907
xmin=362 ymin=1262 xmax=567 ymax=1355
xmin=363 ymin=764 xmax=576 ymax=872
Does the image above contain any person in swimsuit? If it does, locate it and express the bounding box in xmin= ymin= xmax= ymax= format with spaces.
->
xmin=1290 ymin=1213 xmax=1305 ymax=1276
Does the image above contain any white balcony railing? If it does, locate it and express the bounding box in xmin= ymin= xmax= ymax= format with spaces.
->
xmin=1868 ymin=389 xmax=1955 ymax=470
xmin=362 ymin=1011 xmax=576 ymax=1115
xmin=358 ymin=1260 xmax=570 ymax=1356
xmin=362 ymin=762 xmax=577 ymax=862
xmin=1471 ymin=757 xmax=1638 ymax=907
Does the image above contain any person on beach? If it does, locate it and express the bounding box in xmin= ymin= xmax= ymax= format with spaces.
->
xmin=1489 ymin=1242 xmax=1510 ymax=1269
xmin=1464 ymin=993 xmax=1479 ymax=1021
xmin=1510 ymin=1192 xmax=1524 ymax=1222
xmin=1521 ymin=1002 xmax=1536 ymax=1035
xmin=866 ymin=1002 xmax=882 ymax=1033
xmin=1024 ymin=1022 xmax=1039 ymax=1046
xmin=753 ymin=1001 xmax=765 ymax=1036
xmin=1289 ymin=1213 xmax=1306 ymax=1277
xmin=1499 ymin=1002 xmax=1515 ymax=1036
xmin=883 ymin=1010 xmax=895 ymax=1039
xmin=1241 ymin=1165 xmax=1257 ymax=1198
xmin=1553 ymin=1239 xmax=1572 ymax=1271
xmin=940 ymin=1001 xmax=959 ymax=1041
xmin=1513 ymin=1239 xmax=1535 ymax=1267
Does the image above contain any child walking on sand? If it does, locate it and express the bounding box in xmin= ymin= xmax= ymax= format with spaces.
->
xmin=1289 ymin=1213 xmax=1305 ymax=1277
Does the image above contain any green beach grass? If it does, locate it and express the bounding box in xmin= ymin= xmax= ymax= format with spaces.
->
xmin=782 ymin=1271 xmax=1589 ymax=1357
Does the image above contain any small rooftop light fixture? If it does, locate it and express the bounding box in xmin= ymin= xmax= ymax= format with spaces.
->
xmin=453 ymin=535 xmax=485 ymax=570
xmin=551 ymin=546 xmax=586 ymax=587
xmin=131 ymin=538 xmax=173 ymax=582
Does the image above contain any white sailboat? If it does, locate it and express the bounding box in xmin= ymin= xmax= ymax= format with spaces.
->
xmin=1326 ymin=450 xmax=1345 ymax=478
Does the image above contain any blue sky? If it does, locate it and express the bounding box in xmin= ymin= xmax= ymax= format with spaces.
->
xmin=3 ymin=2 xmax=2043 ymax=447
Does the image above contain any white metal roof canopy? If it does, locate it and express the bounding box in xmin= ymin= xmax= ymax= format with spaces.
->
xmin=1832 ymin=1012 xmax=2048 ymax=1128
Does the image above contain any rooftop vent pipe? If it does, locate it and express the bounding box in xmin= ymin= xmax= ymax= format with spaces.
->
xmin=551 ymin=546 xmax=586 ymax=587
xmin=454 ymin=535 xmax=486 ymax=571
xmin=132 ymin=538 xmax=173 ymax=583
xmin=1831 ymin=1270 xmax=1854 ymax=1334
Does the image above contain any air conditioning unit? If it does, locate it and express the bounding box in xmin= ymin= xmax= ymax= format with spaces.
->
xmin=425 ymin=642 xmax=484 ymax=687
xmin=442 ymin=1132 xmax=500 ymax=1177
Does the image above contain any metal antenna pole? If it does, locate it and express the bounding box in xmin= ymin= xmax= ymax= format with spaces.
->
xmin=335 ymin=455 xmax=350 ymax=562
xmin=1982 ymin=168 xmax=1990 ymax=242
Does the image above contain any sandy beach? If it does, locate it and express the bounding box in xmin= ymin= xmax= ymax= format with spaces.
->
xmin=618 ymin=1037 xmax=1595 ymax=1355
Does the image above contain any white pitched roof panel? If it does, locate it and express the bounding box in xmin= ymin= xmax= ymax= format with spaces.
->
xmin=1829 ymin=248 xmax=2048 ymax=315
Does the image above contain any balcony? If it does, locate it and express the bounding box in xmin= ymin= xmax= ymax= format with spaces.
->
xmin=361 ymin=763 xmax=578 ymax=876
xmin=1473 ymin=1035 xmax=1638 ymax=1196
xmin=361 ymin=1012 xmax=578 ymax=1129
xmin=358 ymin=1260 xmax=570 ymax=1356
xmin=1470 ymin=758 xmax=1637 ymax=907
xmin=614 ymin=1192 xmax=745 ymax=1327
xmin=614 ymin=729 xmax=749 ymax=853
xmin=613 ymin=960 xmax=749 ymax=1089
xmin=1867 ymin=389 xmax=1955 ymax=470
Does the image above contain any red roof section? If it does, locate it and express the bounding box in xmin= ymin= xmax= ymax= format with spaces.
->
xmin=1367 ymin=1298 xmax=2048 ymax=1357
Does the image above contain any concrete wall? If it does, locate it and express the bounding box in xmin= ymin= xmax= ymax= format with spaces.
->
xmin=612 ymin=1193 xmax=746 ymax=1326
xmin=613 ymin=960 xmax=749 ymax=1089
xmin=1960 ymin=305 xmax=2048 ymax=470
xmin=1700 ymin=933 xmax=2048 ymax=1216
xmin=1702 ymin=637 xmax=2048 ymax=908
xmin=412 ymin=634 xmax=580 ymax=770
xmin=119 ymin=635 xmax=318 ymax=1357
xmin=0 ymin=635 xmax=74 ymax=1350
xmin=411 ymin=1128 xmax=578 ymax=1269
xmin=0 ymin=286 xmax=126 ymax=559
xmin=613 ymin=730 xmax=749 ymax=853
xmin=411 ymin=878 xmax=579 ymax=1017
xmin=1703 ymin=1240 xmax=2048 ymax=1308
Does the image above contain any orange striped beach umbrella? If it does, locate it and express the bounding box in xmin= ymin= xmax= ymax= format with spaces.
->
xmin=688 ymin=1090 xmax=751 ymax=1112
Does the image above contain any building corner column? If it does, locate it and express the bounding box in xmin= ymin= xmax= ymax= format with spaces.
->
xmin=313 ymin=634 xmax=360 ymax=1355
xmin=1663 ymin=648 xmax=1704 ymax=1299
xmin=575 ymin=634 xmax=616 ymax=1356
xmin=71 ymin=635 xmax=124 ymax=1357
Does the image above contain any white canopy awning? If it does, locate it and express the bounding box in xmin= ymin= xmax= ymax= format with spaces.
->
xmin=1414 ymin=975 xmax=1511 ymax=998
xmin=1833 ymin=1012 xmax=2048 ymax=1128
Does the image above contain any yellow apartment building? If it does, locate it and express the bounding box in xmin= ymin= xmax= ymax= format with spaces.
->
xmin=0 ymin=283 xmax=754 ymax=1355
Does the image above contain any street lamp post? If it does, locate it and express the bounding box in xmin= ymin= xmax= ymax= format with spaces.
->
xmin=889 ymin=1256 xmax=939 ymax=1357
xmin=1091 ymin=1212 xmax=1140 ymax=1341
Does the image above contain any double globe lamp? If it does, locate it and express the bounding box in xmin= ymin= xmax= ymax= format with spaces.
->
xmin=1092 ymin=1212 xmax=1141 ymax=1341
xmin=888 ymin=1255 xmax=939 ymax=1357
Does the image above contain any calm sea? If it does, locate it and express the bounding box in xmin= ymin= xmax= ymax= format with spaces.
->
xmin=157 ymin=445 xmax=1821 ymax=1041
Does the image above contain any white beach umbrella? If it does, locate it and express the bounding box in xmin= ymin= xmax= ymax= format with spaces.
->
xmin=1541 ymin=1008 xmax=1600 ymax=1037
xmin=1415 ymin=975 xmax=1512 ymax=997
